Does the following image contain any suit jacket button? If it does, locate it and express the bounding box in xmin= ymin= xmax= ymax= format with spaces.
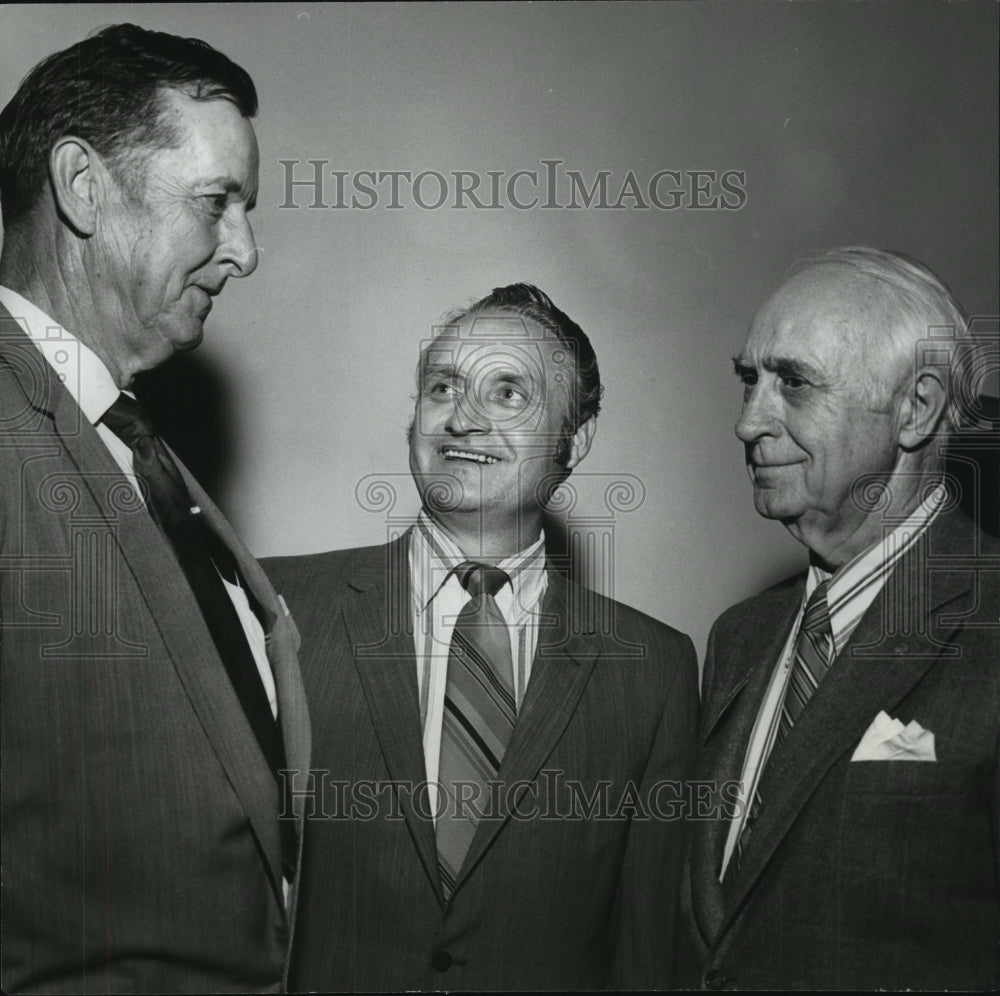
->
xmin=431 ymin=949 xmax=453 ymax=972
xmin=704 ymin=968 xmax=728 ymax=989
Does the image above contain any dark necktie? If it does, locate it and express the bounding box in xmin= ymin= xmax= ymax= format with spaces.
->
xmin=103 ymin=393 xmax=295 ymax=878
xmin=436 ymin=562 xmax=516 ymax=897
xmin=732 ymin=580 xmax=834 ymax=874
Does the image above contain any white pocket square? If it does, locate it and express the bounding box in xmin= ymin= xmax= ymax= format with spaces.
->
xmin=851 ymin=710 xmax=936 ymax=762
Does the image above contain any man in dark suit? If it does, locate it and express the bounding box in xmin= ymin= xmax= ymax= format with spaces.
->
xmin=266 ymin=283 xmax=698 ymax=990
xmin=0 ymin=25 xmax=309 ymax=993
xmin=684 ymin=247 xmax=999 ymax=989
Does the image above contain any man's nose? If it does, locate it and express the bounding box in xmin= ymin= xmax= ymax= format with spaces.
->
xmin=735 ymin=382 xmax=780 ymax=443
xmin=218 ymin=210 xmax=258 ymax=278
xmin=445 ymin=391 xmax=491 ymax=434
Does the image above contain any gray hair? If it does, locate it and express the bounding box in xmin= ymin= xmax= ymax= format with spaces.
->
xmin=787 ymin=246 xmax=969 ymax=431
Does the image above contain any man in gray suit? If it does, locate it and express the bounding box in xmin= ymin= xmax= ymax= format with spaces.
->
xmin=683 ymin=247 xmax=998 ymax=989
xmin=0 ymin=25 xmax=309 ymax=993
xmin=266 ymin=283 xmax=699 ymax=990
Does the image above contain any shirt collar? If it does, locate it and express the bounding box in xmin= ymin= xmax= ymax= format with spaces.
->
xmin=411 ymin=511 xmax=547 ymax=616
xmin=805 ymin=482 xmax=947 ymax=646
xmin=0 ymin=285 xmax=120 ymax=426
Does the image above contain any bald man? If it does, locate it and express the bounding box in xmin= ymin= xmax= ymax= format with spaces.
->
xmin=682 ymin=247 xmax=998 ymax=990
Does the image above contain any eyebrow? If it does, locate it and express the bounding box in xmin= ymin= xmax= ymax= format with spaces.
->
xmin=732 ymin=354 xmax=824 ymax=382
xmin=421 ymin=362 xmax=455 ymax=376
xmin=202 ymin=175 xmax=257 ymax=210
xmin=420 ymin=362 xmax=533 ymax=385
xmin=489 ymin=368 xmax=532 ymax=384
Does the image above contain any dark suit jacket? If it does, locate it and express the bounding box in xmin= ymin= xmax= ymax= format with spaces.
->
xmin=0 ymin=310 xmax=311 ymax=994
xmin=683 ymin=508 xmax=1000 ymax=990
xmin=264 ymin=533 xmax=699 ymax=991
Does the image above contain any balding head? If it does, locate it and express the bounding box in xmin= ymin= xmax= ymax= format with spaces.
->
xmin=783 ymin=247 xmax=969 ymax=428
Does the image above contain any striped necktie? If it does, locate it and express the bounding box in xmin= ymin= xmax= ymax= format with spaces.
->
xmin=733 ymin=580 xmax=834 ymax=873
xmin=776 ymin=580 xmax=835 ymax=745
xmin=436 ymin=561 xmax=515 ymax=898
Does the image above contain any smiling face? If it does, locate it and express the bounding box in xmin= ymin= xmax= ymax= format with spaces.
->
xmin=734 ymin=264 xmax=911 ymax=564
xmin=90 ymin=88 xmax=259 ymax=383
xmin=409 ymin=312 xmax=594 ymax=554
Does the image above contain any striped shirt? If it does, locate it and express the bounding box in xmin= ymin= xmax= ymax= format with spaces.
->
xmin=409 ymin=513 xmax=548 ymax=812
xmin=720 ymin=484 xmax=948 ymax=878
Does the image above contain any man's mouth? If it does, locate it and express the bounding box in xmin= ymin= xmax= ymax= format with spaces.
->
xmin=194 ymin=283 xmax=224 ymax=298
xmin=441 ymin=447 xmax=499 ymax=465
xmin=750 ymin=459 xmax=804 ymax=479
xmin=190 ymin=285 xmax=219 ymax=315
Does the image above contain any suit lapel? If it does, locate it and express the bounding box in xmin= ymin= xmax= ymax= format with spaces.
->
xmin=341 ymin=533 xmax=444 ymax=900
xmin=341 ymin=545 xmax=603 ymax=901
xmin=99 ymin=435 xmax=285 ymax=901
xmin=701 ymin=578 xmax=804 ymax=745
xmin=454 ymin=570 xmax=601 ymax=892
xmin=691 ymin=577 xmax=802 ymax=944
xmin=1 ymin=327 xmax=287 ymax=901
xmin=180 ymin=464 xmax=312 ymax=903
xmin=180 ymin=466 xmax=311 ymax=792
xmin=720 ymin=512 xmax=978 ymax=923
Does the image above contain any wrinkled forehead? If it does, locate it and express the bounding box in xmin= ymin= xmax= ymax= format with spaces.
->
xmin=744 ymin=264 xmax=880 ymax=361
xmin=149 ymin=89 xmax=259 ymax=172
xmin=420 ymin=313 xmax=567 ymax=378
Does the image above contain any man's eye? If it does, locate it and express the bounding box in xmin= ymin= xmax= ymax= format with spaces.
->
xmin=491 ymin=385 xmax=527 ymax=406
xmin=780 ymin=375 xmax=806 ymax=390
xmin=735 ymin=368 xmax=757 ymax=388
xmin=428 ymin=381 xmax=455 ymax=397
xmin=204 ymin=194 xmax=227 ymax=216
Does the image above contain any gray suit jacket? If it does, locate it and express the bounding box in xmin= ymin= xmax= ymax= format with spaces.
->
xmin=264 ymin=533 xmax=699 ymax=991
xmin=0 ymin=308 xmax=311 ymax=994
xmin=682 ymin=507 xmax=1000 ymax=989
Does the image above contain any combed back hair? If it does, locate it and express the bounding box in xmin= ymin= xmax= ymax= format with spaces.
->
xmin=0 ymin=23 xmax=258 ymax=228
xmin=787 ymin=246 xmax=970 ymax=430
xmin=443 ymin=282 xmax=603 ymax=430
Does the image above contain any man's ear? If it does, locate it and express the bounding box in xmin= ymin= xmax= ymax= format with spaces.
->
xmin=898 ymin=369 xmax=949 ymax=450
xmin=49 ymin=136 xmax=105 ymax=236
xmin=564 ymin=416 xmax=597 ymax=471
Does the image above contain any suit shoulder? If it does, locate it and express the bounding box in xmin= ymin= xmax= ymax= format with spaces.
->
xmin=0 ymin=340 xmax=53 ymax=431
xmin=709 ymin=570 xmax=804 ymax=640
xmin=261 ymin=542 xmax=392 ymax=600
xmin=566 ymin=576 xmax=695 ymax=657
xmin=565 ymin=582 xmax=699 ymax=725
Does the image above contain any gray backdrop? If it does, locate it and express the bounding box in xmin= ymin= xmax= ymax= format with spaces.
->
xmin=1 ymin=1 xmax=996 ymax=658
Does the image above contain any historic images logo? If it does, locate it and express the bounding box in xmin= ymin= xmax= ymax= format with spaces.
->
xmin=278 ymin=158 xmax=747 ymax=210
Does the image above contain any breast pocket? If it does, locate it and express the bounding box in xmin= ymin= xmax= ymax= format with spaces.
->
xmin=843 ymin=760 xmax=978 ymax=797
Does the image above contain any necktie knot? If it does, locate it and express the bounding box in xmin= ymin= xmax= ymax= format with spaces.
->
xmin=102 ymin=393 xmax=158 ymax=448
xmin=455 ymin=561 xmax=511 ymax=599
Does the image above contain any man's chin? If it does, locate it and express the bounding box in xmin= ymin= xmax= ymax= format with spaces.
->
xmin=752 ymin=487 xmax=803 ymax=523
xmin=128 ymin=322 xmax=203 ymax=380
xmin=171 ymin=320 xmax=205 ymax=352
